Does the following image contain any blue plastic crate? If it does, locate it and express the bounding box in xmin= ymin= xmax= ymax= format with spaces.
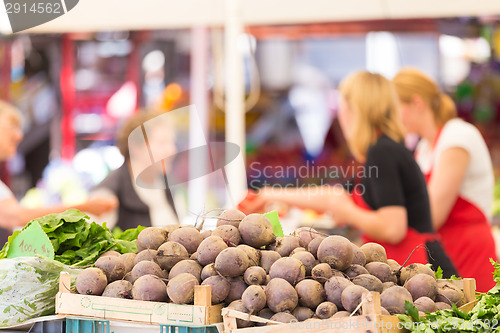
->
xmin=65 ymin=318 xmax=110 ymax=333
xmin=159 ymin=324 xmax=219 ymax=333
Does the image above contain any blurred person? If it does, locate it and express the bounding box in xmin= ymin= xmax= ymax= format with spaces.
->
xmin=240 ymin=71 xmax=457 ymax=277
xmin=393 ymin=68 xmax=496 ymax=292
xmin=0 ymin=100 xmax=117 ymax=229
xmin=91 ymin=111 xmax=178 ymax=231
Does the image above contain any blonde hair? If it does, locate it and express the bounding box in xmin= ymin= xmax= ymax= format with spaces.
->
xmin=393 ymin=68 xmax=456 ymax=126
xmin=339 ymin=71 xmax=405 ymax=161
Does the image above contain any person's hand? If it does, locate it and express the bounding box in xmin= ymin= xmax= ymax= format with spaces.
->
xmin=78 ymin=197 xmax=119 ymax=216
xmin=238 ymin=189 xmax=269 ymax=214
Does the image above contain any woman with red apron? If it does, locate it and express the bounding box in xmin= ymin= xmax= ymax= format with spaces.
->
xmin=239 ymin=71 xmax=458 ymax=278
xmin=394 ymin=68 xmax=497 ymax=292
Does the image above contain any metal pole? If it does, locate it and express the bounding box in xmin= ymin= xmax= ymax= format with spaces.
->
xmin=60 ymin=34 xmax=75 ymax=160
xmin=189 ymin=26 xmax=210 ymax=221
xmin=224 ymin=0 xmax=247 ymax=206
xmin=0 ymin=39 xmax=12 ymax=187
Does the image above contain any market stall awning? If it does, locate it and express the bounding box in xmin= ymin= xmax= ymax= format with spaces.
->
xmin=14 ymin=0 xmax=500 ymax=33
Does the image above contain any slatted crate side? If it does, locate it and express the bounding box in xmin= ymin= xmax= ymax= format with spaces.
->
xmin=221 ymin=278 xmax=477 ymax=333
xmin=56 ymin=272 xmax=223 ymax=326
xmin=222 ymin=292 xmax=406 ymax=333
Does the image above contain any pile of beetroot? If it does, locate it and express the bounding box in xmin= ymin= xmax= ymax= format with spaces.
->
xmin=74 ymin=209 xmax=466 ymax=327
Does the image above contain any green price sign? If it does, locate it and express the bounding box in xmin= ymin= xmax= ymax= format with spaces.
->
xmin=7 ymin=221 xmax=54 ymax=259
xmin=264 ymin=210 xmax=284 ymax=238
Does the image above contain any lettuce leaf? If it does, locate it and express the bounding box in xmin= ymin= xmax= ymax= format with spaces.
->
xmin=0 ymin=209 xmax=143 ymax=266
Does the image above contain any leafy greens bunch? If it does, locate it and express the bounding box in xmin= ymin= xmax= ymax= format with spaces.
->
xmin=0 ymin=209 xmax=144 ymax=266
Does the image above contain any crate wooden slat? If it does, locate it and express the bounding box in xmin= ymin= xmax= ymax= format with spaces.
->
xmin=56 ymin=272 xmax=223 ymax=326
xmin=222 ymin=307 xmax=406 ymax=333
xmin=222 ymin=278 xmax=477 ymax=333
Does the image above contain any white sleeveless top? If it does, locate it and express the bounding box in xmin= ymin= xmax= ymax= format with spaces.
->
xmin=415 ymin=118 xmax=494 ymax=221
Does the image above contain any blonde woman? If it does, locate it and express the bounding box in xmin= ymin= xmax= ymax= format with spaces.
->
xmin=0 ymin=100 xmax=117 ymax=229
xmin=240 ymin=71 xmax=457 ymax=277
xmin=393 ymin=68 xmax=496 ymax=292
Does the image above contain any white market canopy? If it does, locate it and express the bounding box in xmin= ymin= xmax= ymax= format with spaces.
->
xmin=22 ymin=0 xmax=500 ymax=33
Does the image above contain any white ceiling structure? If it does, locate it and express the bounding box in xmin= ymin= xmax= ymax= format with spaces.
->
xmin=20 ymin=0 xmax=500 ymax=33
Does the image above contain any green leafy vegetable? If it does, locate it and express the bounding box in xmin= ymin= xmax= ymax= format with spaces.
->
xmin=0 ymin=209 xmax=143 ymax=266
xmin=435 ymin=266 xmax=443 ymax=279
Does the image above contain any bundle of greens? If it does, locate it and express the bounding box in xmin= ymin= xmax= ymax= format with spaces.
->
xmin=398 ymin=260 xmax=500 ymax=332
xmin=0 ymin=209 xmax=144 ymax=266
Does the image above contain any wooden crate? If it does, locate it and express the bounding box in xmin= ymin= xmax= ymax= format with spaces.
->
xmin=222 ymin=278 xmax=477 ymax=333
xmin=56 ymin=272 xmax=223 ymax=326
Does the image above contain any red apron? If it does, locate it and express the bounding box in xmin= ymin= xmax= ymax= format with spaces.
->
xmin=419 ymin=129 xmax=497 ymax=292
xmin=351 ymin=187 xmax=436 ymax=266
xmin=423 ymin=174 xmax=497 ymax=292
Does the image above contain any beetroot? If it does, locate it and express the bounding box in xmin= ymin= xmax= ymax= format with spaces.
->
xmin=269 ymin=257 xmax=305 ymax=285
xmin=360 ymin=243 xmax=387 ymax=264
xmin=156 ymin=241 xmax=189 ymax=271
xmin=405 ymin=273 xmax=438 ymax=301
xmin=167 ymin=227 xmax=204 ymax=254
xmin=242 ymin=285 xmax=267 ymax=313
xmin=134 ymin=249 xmax=159 ymax=265
xmin=351 ymin=243 xmax=366 ymax=266
xmin=131 ymin=261 xmax=166 ymax=282
xmin=291 ymin=251 xmax=316 ymax=276
xmin=260 ymin=251 xmax=281 ymax=274
xmin=225 ymin=277 xmax=248 ymax=304
xmin=215 ymin=247 xmax=249 ymax=277
xmin=317 ymin=235 xmax=353 ymax=271
xmin=237 ymin=244 xmax=261 ymax=266
xmin=268 ymin=236 xmax=301 ymax=257
xmin=217 ymin=209 xmax=246 ymax=228
xmin=94 ymin=255 xmax=126 ymax=282
xmin=315 ymin=301 xmax=338 ymax=319
xmin=312 ymin=263 xmax=333 ymax=282
xmin=212 ymin=225 xmax=241 ymax=246
xmin=76 ymin=268 xmax=107 ymax=296
xmin=244 ymin=266 xmax=267 ymax=285
xmin=238 ymin=214 xmax=275 ymax=248
xmin=136 ymin=227 xmax=167 ymax=251
xmin=307 ymin=237 xmax=325 ymax=259
xmin=324 ymin=276 xmax=353 ymax=310
xmin=201 ymin=275 xmax=231 ymax=304
xmin=196 ymin=236 xmax=228 ymax=266
xmin=292 ymin=307 xmax=314 ymax=321
xmin=380 ymin=286 xmax=413 ymax=314
xmin=265 ymin=278 xmax=298 ymax=313
xmin=293 ymin=227 xmax=321 ymax=248
xmin=166 ymin=273 xmax=199 ymax=304
xmin=295 ymin=279 xmax=325 ymax=309
xmin=341 ymin=285 xmax=369 ymax=313
xmin=168 ymin=260 xmax=202 ymax=282
xmin=132 ymin=275 xmax=168 ymax=302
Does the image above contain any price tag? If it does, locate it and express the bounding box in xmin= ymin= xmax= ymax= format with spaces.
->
xmin=7 ymin=221 xmax=54 ymax=259
xmin=264 ymin=210 xmax=284 ymax=238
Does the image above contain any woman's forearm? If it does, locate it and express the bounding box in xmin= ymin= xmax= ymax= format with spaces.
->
xmin=261 ymin=185 xmax=341 ymax=213
xmin=344 ymin=206 xmax=407 ymax=245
